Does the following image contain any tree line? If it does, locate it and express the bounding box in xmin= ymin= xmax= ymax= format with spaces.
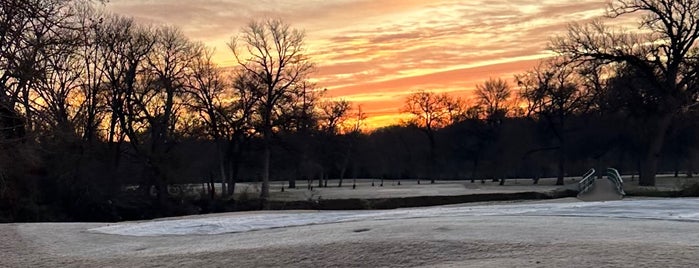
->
xmin=1 ymin=0 xmax=698 ymax=221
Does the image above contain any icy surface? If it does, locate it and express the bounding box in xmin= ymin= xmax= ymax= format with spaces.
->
xmin=89 ymin=198 xmax=699 ymax=237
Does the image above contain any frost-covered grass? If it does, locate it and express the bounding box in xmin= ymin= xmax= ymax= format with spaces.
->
xmin=89 ymin=198 xmax=699 ymax=237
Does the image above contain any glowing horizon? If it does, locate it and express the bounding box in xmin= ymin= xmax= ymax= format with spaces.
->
xmin=105 ymin=0 xmax=616 ymax=129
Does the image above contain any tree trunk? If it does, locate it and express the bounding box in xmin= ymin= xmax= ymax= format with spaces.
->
xmin=470 ymin=157 xmax=479 ymax=183
xmin=218 ymin=144 xmax=227 ymax=197
xmin=639 ymin=114 xmax=673 ymax=186
xmin=634 ymin=157 xmax=642 ymax=181
xmin=227 ymin=157 xmax=238 ymax=199
xmin=318 ymin=170 xmax=324 ymax=188
xmin=556 ymin=146 xmax=565 ymax=185
xmin=553 ymin=116 xmax=566 ymax=186
xmin=338 ymin=146 xmax=351 ymax=187
xmin=687 ymin=154 xmax=694 ymax=178
xmin=149 ymin=163 xmax=169 ymax=206
xmin=227 ymin=139 xmax=242 ymax=197
xmin=260 ymin=108 xmax=272 ymax=209
xmin=22 ymin=86 xmax=32 ymax=134
xmin=428 ymin=132 xmax=436 ymax=184
xmin=260 ymin=139 xmax=271 ymax=209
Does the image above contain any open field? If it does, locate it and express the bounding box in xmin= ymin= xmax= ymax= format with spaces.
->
xmin=2 ymin=197 xmax=699 ymax=267
xmin=203 ymin=174 xmax=698 ymax=202
xmin=264 ymin=178 xmax=570 ymax=201
xmin=152 ymin=174 xmax=699 ymax=212
xmin=175 ymin=177 xmax=579 ymax=201
xmin=3 ymin=175 xmax=698 ymax=267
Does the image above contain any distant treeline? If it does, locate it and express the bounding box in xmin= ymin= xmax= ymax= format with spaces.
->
xmin=2 ymin=0 xmax=699 ymax=222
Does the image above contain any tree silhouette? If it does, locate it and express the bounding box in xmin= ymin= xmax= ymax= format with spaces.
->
xmin=552 ymin=0 xmax=699 ymax=186
xmin=185 ymin=48 xmax=233 ymax=196
xmin=517 ymin=59 xmax=595 ymax=185
xmin=403 ymin=91 xmax=464 ymax=183
xmin=228 ymin=19 xmax=314 ymax=208
xmin=317 ymin=99 xmax=351 ymax=187
xmin=121 ymin=26 xmax=201 ymax=203
xmin=0 ymin=0 xmax=80 ymax=141
xmin=475 ymin=78 xmax=512 ymax=122
xmin=319 ymin=99 xmax=351 ymax=134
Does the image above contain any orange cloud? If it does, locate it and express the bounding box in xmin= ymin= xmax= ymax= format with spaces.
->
xmin=331 ymin=58 xmax=542 ymax=128
xmin=105 ymin=0 xmax=621 ymax=129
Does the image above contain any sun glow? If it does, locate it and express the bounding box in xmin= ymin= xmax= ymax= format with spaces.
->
xmin=106 ymin=0 xmax=618 ymax=130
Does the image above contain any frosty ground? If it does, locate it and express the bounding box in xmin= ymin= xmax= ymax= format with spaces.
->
xmin=205 ymin=174 xmax=695 ymax=202
xmin=2 ymin=197 xmax=698 ymax=267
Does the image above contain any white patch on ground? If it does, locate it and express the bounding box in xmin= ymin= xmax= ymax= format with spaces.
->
xmin=89 ymin=198 xmax=699 ymax=237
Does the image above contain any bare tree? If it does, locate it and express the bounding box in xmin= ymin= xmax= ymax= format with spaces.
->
xmin=98 ymin=16 xmax=158 ymax=199
xmin=552 ymin=0 xmax=699 ymax=186
xmin=402 ymin=90 xmax=461 ymax=183
xmin=31 ymin=32 xmax=83 ymax=138
xmin=279 ymin=81 xmax=320 ymax=133
xmin=0 ymin=0 xmax=113 ymax=218
xmin=223 ymin=70 xmax=263 ymax=195
xmin=0 ymin=0 xmax=81 ymax=141
xmin=185 ymin=49 xmax=261 ymax=197
xmin=228 ymin=19 xmax=313 ymax=207
xmin=185 ymin=48 xmax=229 ymax=195
xmin=444 ymin=96 xmax=469 ymax=124
xmin=347 ymin=104 xmax=367 ymax=134
xmin=92 ymin=16 xmax=157 ymax=202
xmin=74 ymin=4 xmax=107 ymax=144
xmin=121 ymin=26 xmax=200 ymax=202
xmin=473 ymin=78 xmax=514 ymax=185
xmin=403 ymin=91 xmax=452 ymax=131
xmin=317 ymin=99 xmax=351 ymax=187
xmin=475 ymin=78 xmax=512 ymax=121
xmin=319 ymin=99 xmax=351 ymax=134
xmin=340 ymin=104 xmax=366 ymax=187
xmin=281 ymin=82 xmax=323 ymax=188
xmin=516 ymin=59 xmax=595 ymax=185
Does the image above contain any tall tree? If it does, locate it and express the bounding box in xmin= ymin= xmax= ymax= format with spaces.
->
xmin=185 ymin=48 xmax=228 ymax=195
xmin=228 ymin=19 xmax=313 ymax=207
xmin=223 ymin=70 xmax=263 ymax=195
xmin=552 ymin=0 xmax=699 ymax=186
xmin=100 ymin=15 xmax=155 ymax=168
xmin=474 ymin=78 xmax=513 ymax=184
xmin=318 ymin=99 xmax=351 ymax=187
xmin=281 ymin=82 xmax=322 ymax=188
xmin=338 ymin=104 xmax=367 ymax=187
xmin=402 ymin=91 xmax=462 ymax=183
xmin=124 ymin=26 xmax=200 ymax=202
xmin=516 ymin=59 xmax=595 ymax=185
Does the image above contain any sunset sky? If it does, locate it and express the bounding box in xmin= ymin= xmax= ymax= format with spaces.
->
xmin=105 ymin=0 xmax=631 ymax=128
